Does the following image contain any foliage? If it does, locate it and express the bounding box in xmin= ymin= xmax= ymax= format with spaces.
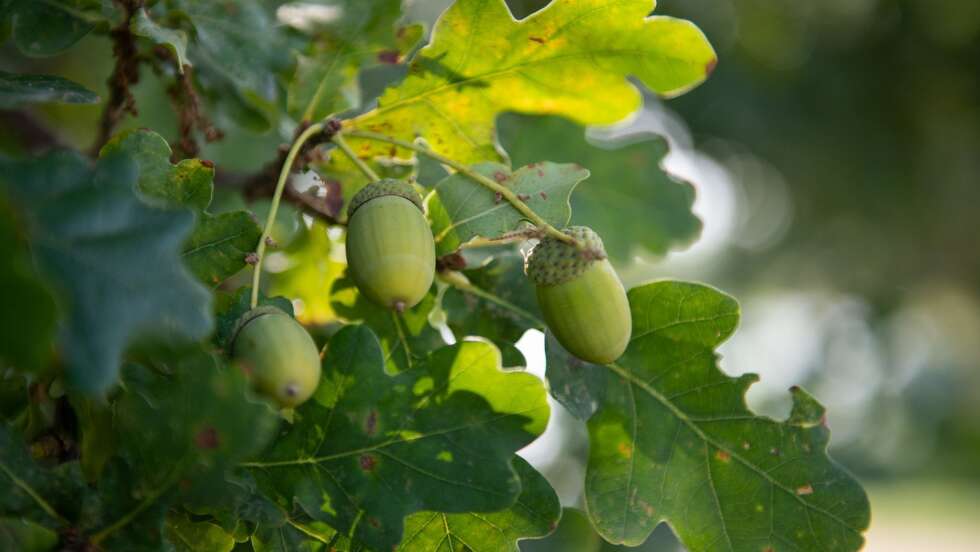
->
xmin=0 ymin=1 xmax=870 ymax=551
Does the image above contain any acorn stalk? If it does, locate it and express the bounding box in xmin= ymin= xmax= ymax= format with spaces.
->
xmin=527 ymin=226 xmax=631 ymax=364
xmin=346 ymin=179 xmax=435 ymax=310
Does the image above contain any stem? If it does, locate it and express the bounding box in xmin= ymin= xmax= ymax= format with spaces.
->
xmin=250 ymin=122 xmax=326 ymax=309
xmin=342 ymin=129 xmax=579 ymax=247
xmin=332 ymin=133 xmax=380 ymax=181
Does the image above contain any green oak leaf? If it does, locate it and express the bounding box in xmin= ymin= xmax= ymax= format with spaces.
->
xmin=441 ymin=246 xmax=543 ymax=367
xmin=428 ymin=161 xmax=588 ymax=255
xmin=399 ymin=456 xmax=560 ymax=551
xmin=330 ymin=275 xmax=444 ymax=373
xmin=101 ymin=129 xmax=261 ymax=287
xmin=164 ymin=512 xmax=234 ymax=552
xmin=346 ymin=0 xmax=716 ymax=164
xmin=115 ymin=349 xmax=279 ymax=500
xmin=167 ymin=0 xmax=292 ymax=130
xmin=521 ymin=508 xmax=602 ymax=552
xmin=0 ymin=151 xmax=212 ymax=394
xmin=574 ymin=281 xmax=871 ymax=549
xmin=251 ymin=516 xmax=359 ymax=552
xmin=499 ymin=113 xmax=702 ymax=260
xmin=101 ymin=129 xmax=214 ymax=210
xmin=269 ymin=221 xmax=346 ymax=325
xmin=0 ymin=517 xmax=58 ymax=552
xmin=182 ymin=211 xmax=262 ymax=287
xmin=8 ymin=0 xmax=100 ymax=57
xmin=0 ymin=427 xmax=87 ymax=528
xmin=244 ymin=324 xmax=550 ymax=551
xmin=287 ymin=0 xmax=423 ymax=122
xmin=132 ymin=8 xmax=190 ymax=72
xmin=544 ymin=331 xmax=607 ymax=421
xmin=0 ymin=196 xmax=58 ymax=372
xmin=0 ymin=70 xmax=99 ymax=108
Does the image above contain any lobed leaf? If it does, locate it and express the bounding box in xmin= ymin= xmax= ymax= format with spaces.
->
xmin=428 ymin=161 xmax=587 ymax=255
xmin=132 ymin=8 xmax=190 ymax=72
xmin=346 ymin=0 xmax=716 ymax=164
xmin=554 ymin=281 xmax=872 ymax=550
xmin=499 ymin=113 xmax=702 ymax=260
xmin=101 ymin=129 xmax=261 ymax=287
xmin=0 ymin=151 xmax=212 ymax=394
xmin=399 ymin=456 xmax=560 ymax=551
xmin=245 ymin=324 xmax=550 ymax=550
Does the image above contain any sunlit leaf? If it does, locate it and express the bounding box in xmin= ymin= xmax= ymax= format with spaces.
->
xmin=560 ymin=281 xmax=871 ymax=549
xmin=270 ymin=221 xmax=346 ymax=325
xmin=245 ymin=325 xmax=550 ymax=550
xmin=346 ymin=0 xmax=716 ymax=164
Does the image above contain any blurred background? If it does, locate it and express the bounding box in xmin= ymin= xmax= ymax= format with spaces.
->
xmin=3 ymin=0 xmax=978 ymax=550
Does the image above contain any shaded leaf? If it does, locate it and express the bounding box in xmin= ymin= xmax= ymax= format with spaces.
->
xmin=0 ymin=196 xmax=57 ymax=372
xmin=102 ymin=129 xmax=261 ymax=287
xmin=428 ymin=161 xmax=587 ymax=255
xmin=165 ymin=512 xmax=234 ymax=552
xmin=183 ymin=211 xmax=261 ymax=288
xmin=544 ymin=331 xmax=606 ymax=421
xmin=9 ymin=0 xmax=100 ymax=57
xmin=577 ymin=281 xmax=870 ymax=549
xmin=0 ymin=427 xmax=85 ymax=527
xmin=347 ymin=0 xmax=716 ymax=164
xmin=132 ymin=8 xmax=190 ymax=72
xmin=0 ymin=517 xmax=58 ymax=552
xmin=0 ymin=70 xmax=99 ymax=108
xmin=330 ymin=275 xmax=443 ymax=373
xmin=399 ymin=456 xmax=560 ymax=551
xmin=286 ymin=0 xmax=420 ymax=122
xmin=115 ymin=349 xmax=279 ymax=499
xmin=245 ymin=325 xmax=550 ymax=551
xmin=0 ymin=151 xmax=212 ymax=394
xmin=100 ymin=129 xmax=213 ymax=210
xmin=499 ymin=113 xmax=701 ymax=259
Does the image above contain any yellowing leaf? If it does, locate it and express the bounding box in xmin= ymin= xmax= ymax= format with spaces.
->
xmin=346 ymin=0 xmax=716 ymax=164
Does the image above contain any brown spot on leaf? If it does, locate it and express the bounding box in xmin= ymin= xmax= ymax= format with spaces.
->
xmin=796 ymin=484 xmax=814 ymax=496
xmin=517 ymin=193 xmax=530 ymax=201
xmin=244 ymin=252 xmax=259 ymax=265
xmin=539 ymin=191 xmax=548 ymax=200
xmin=715 ymin=450 xmax=731 ymax=463
xmin=493 ymin=171 xmax=508 ymax=183
xmin=359 ymin=454 xmax=377 ymax=471
xmin=706 ymin=57 xmax=718 ymax=76
xmin=195 ymin=427 xmax=220 ymax=449
xmin=537 ymin=169 xmax=545 ymax=177
xmin=368 ymin=517 xmax=381 ymax=528
xmin=617 ymin=442 xmax=633 ymax=458
xmin=493 ymin=191 xmax=503 ymax=204
xmin=200 ymin=159 xmax=214 ymax=169
xmin=377 ymin=50 xmax=400 ymax=64
xmin=529 ymin=36 xmax=546 ymax=44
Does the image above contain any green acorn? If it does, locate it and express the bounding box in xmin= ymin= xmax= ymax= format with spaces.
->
xmin=526 ymin=226 xmax=631 ymax=364
xmin=231 ymin=307 xmax=321 ymax=408
xmin=346 ymin=179 xmax=435 ymax=311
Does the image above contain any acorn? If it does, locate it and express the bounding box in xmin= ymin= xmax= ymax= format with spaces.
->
xmin=526 ymin=226 xmax=631 ymax=364
xmin=346 ymin=179 xmax=435 ymax=311
xmin=231 ymin=307 xmax=322 ymax=408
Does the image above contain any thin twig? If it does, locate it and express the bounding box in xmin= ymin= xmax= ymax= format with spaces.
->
xmin=331 ymin=133 xmax=380 ymax=181
xmin=342 ymin=129 xmax=579 ymax=247
xmin=91 ymin=0 xmax=142 ymax=154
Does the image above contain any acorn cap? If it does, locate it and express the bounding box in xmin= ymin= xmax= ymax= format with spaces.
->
xmin=228 ymin=305 xmax=287 ymax=349
xmin=526 ymin=226 xmax=608 ymax=286
xmin=347 ymin=179 xmax=424 ymax=218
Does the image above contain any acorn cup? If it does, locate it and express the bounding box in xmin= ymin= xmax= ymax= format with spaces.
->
xmin=526 ymin=226 xmax=632 ymax=364
xmin=230 ymin=307 xmax=322 ymax=408
xmin=345 ymin=179 xmax=436 ymax=311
